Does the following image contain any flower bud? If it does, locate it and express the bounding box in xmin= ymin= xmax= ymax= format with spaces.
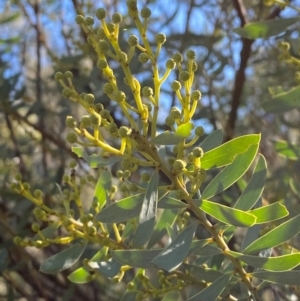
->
xmin=192 ymin=61 xmax=198 ymax=71
xmin=187 ymin=152 xmax=194 ymax=162
xmin=156 ymin=33 xmax=166 ymax=44
xmin=168 ymin=157 xmax=176 ymax=166
xmin=97 ymin=59 xmax=108 ymax=69
xmin=66 ymin=132 xmax=78 ymax=144
xmin=142 ymin=86 xmax=153 ymax=97
xmin=195 ymin=126 xmax=204 ymax=136
xmin=112 ymin=12 xmax=122 ymax=24
xmin=80 ymin=115 xmax=92 ymax=128
xmin=165 ymin=116 xmax=175 ymax=126
xmin=123 ymin=170 xmax=131 ymax=178
xmin=107 ymin=123 xmax=118 ymax=136
xmin=179 ymin=71 xmax=190 ymax=82
xmin=141 ymin=7 xmax=151 ymax=18
xmin=141 ymin=173 xmax=150 ymax=182
xmin=120 ymin=183 xmax=128 ymax=193
xmin=14 ymin=173 xmax=22 ymax=181
xmin=75 ymin=15 xmax=85 ymax=25
xmin=139 ymin=53 xmax=149 ymax=63
xmin=96 ymin=8 xmax=107 ymax=20
xmin=64 ymin=71 xmax=73 ymax=79
xmin=23 ymin=182 xmax=30 ymax=190
xmin=186 ymin=49 xmax=196 ymax=60
xmin=192 ymin=147 xmax=204 ymax=158
xmin=172 ymin=159 xmax=186 ymax=172
xmin=95 ymin=103 xmax=104 ymax=113
xmin=97 ymin=28 xmax=106 ymax=39
xmin=173 ymin=52 xmax=183 ymax=63
xmin=103 ymin=83 xmax=114 ymax=95
xmin=116 ymin=170 xmax=124 ymax=178
xmin=90 ymin=114 xmax=101 ymax=126
xmin=84 ymin=93 xmax=95 ymax=104
xmin=118 ymin=126 xmax=132 ymax=138
xmin=171 ymin=80 xmax=181 ymax=91
xmin=126 ymin=282 xmax=135 ymax=290
xmin=31 ymin=223 xmax=40 ymax=232
xmin=127 ymin=0 xmax=137 ymax=10
xmin=115 ymin=91 xmax=126 ymax=102
xmin=13 ymin=236 xmax=23 ymax=245
xmin=107 ymin=22 xmax=116 ymax=34
xmin=191 ymin=90 xmax=201 ymax=101
xmin=128 ymin=35 xmax=139 ymax=47
xmin=170 ymin=107 xmax=181 ymax=119
xmin=54 ymin=71 xmax=64 ymax=82
xmin=34 ymin=189 xmax=43 ymax=198
xmin=128 ymin=183 xmax=138 ymax=192
xmin=100 ymin=109 xmax=111 ymax=119
xmin=85 ymin=16 xmax=94 ymax=26
xmin=69 ymin=160 xmax=77 ymax=168
xmin=99 ymin=40 xmax=109 ymax=53
xmin=166 ymin=59 xmax=175 ymax=69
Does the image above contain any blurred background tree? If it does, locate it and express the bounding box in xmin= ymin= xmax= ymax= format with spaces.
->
xmin=1 ymin=0 xmax=300 ymax=300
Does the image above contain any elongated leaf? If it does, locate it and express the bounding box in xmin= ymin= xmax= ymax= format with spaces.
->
xmin=112 ymin=249 xmax=162 ymax=268
xmin=199 ymin=199 xmax=256 ymax=227
xmin=262 ymin=85 xmax=300 ymax=114
xmin=133 ymin=172 xmax=158 ymax=247
xmin=244 ymin=214 xmax=300 ymax=254
xmin=40 ymin=241 xmax=87 ymax=274
xmin=186 ymin=274 xmax=232 ymax=301
xmin=120 ymin=269 xmax=144 ymax=301
xmin=272 ymin=139 xmax=300 ymax=160
xmin=151 ymin=222 xmax=198 ymax=272
xmin=233 ymin=17 xmax=300 ymax=39
xmin=96 ymin=193 xmax=144 ymax=223
xmin=241 ymin=224 xmax=262 ymax=252
xmin=227 ymin=250 xmax=300 ymax=271
xmin=193 ymin=244 xmax=223 ymax=256
xmin=72 ymin=147 xmax=121 ymax=167
xmin=88 ymin=258 xmax=121 ymax=277
xmin=68 ymin=268 xmax=92 ymax=284
xmin=151 ymin=132 xmax=183 ymax=145
xmin=249 ymin=203 xmax=288 ymax=224
xmin=234 ymin=154 xmax=266 ymax=210
xmin=202 ymin=144 xmax=259 ymax=199
xmin=93 ymin=170 xmax=111 ymax=210
xmin=252 ymin=270 xmax=300 ymax=285
xmin=158 ymin=196 xmax=188 ymax=209
xmin=199 ymin=129 xmax=223 ymax=152
xmin=32 ymin=222 xmax=60 ymax=241
xmin=148 ymin=209 xmax=178 ymax=248
xmin=162 ymin=292 xmax=180 ymax=301
xmin=201 ymin=134 xmax=260 ymax=170
xmin=183 ymin=263 xmax=225 ymax=283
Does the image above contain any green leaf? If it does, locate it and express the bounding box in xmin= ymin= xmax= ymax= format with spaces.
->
xmin=148 ymin=209 xmax=178 ymax=248
xmin=162 ymin=292 xmax=180 ymax=301
xmin=88 ymin=258 xmax=121 ymax=277
xmin=202 ymin=144 xmax=259 ymax=199
xmin=40 ymin=241 xmax=87 ymax=274
xmin=96 ymin=193 xmax=144 ymax=223
xmin=133 ymin=172 xmax=158 ymax=247
xmin=233 ymin=17 xmax=300 ymax=39
xmin=183 ymin=263 xmax=225 ymax=283
xmin=193 ymin=244 xmax=223 ymax=256
xmin=200 ymin=129 xmax=223 ymax=152
xmin=151 ymin=222 xmax=198 ymax=272
xmin=241 ymin=224 xmax=261 ymax=252
xmin=186 ymin=273 xmax=232 ymax=301
xmin=112 ymin=249 xmax=162 ymax=268
xmin=68 ymin=268 xmax=92 ymax=284
xmin=199 ymin=200 xmax=256 ymax=227
xmin=151 ymin=132 xmax=183 ymax=145
xmin=234 ymin=154 xmax=267 ymax=210
xmin=272 ymin=139 xmax=300 ymax=160
xmin=32 ymin=222 xmax=60 ymax=241
xmin=158 ymin=196 xmax=188 ymax=209
xmin=71 ymin=147 xmax=121 ymax=167
xmin=251 ymin=270 xmax=300 ymax=285
xmin=175 ymin=122 xmax=194 ymax=137
xmin=226 ymin=250 xmax=300 ymax=271
xmin=201 ymin=134 xmax=260 ymax=170
xmin=93 ymin=170 xmax=111 ymax=210
xmin=243 ymin=214 xmax=300 ymax=254
xmin=120 ymin=269 xmax=144 ymax=301
xmin=262 ymin=85 xmax=300 ymax=114
xmin=249 ymin=202 xmax=288 ymax=224
xmin=0 ymin=249 xmax=9 ymax=273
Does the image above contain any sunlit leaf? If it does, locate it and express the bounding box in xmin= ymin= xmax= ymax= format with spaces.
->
xmin=249 ymin=203 xmax=288 ymax=224
xmin=262 ymin=85 xmax=300 ymax=114
xmin=88 ymin=258 xmax=121 ymax=277
xmin=244 ymin=214 xmax=300 ymax=254
xmin=96 ymin=193 xmax=144 ymax=223
xmin=93 ymin=170 xmax=111 ymax=210
xmin=158 ymin=196 xmax=188 ymax=209
xmin=227 ymin=250 xmax=300 ymax=271
xmin=183 ymin=263 xmax=225 ymax=282
xmin=151 ymin=222 xmax=198 ymax=272
xmin=68 ymin=268 xmax=92 ymax=284
xmin=40 ymin=241 xmax=87 ymax=274
xmin=175 ymin=122 xmax=194 ymax=137
xmin=133 ymin=172 xmax=158 ymax=247
xmin=32 ymin=222 xmax=60 ymax=241
xmin=233 ymin=17 xmax=300 ymax=39
xmin=201 ymin=134 xmax=260 ymax=170
xmin=202 ymin=144 xmax=259 ymax=199
xmin=199 ymin=199 xmax=256 ymax=227
xmin=234 ymin=154 xmax=267 ymax=210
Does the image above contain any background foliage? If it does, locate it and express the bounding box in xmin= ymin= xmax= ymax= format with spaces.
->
xmin=1 ymin=0 xmax=300 ymax=300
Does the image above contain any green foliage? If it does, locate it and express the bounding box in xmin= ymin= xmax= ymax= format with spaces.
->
xmin=4 ymin=1 xmax=300 ymax=301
